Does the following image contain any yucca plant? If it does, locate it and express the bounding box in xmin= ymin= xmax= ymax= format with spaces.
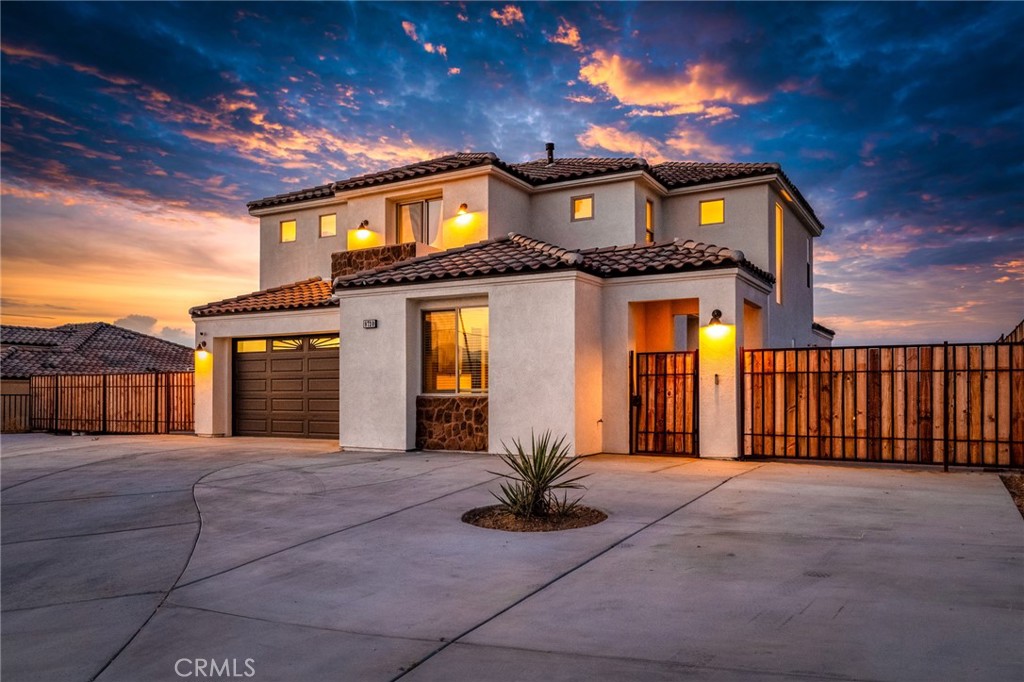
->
xmin=490 ymin=430 xmax=590 ymax=518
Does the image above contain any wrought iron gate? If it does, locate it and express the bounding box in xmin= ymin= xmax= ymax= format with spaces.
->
xmin=630 ymin=351 xmax=699 ymax=455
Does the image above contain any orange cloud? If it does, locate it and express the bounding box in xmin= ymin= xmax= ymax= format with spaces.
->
xmin=664 ymin=127 xmax=737 ymax=161
xmin=550 ymin=18 xmax=582 ymax=50
xmin=401 ymin=21 xmax=419 ymax=42
xmin=578 ymin=50 xmax=766 ymax=119
xmin=576 ymin=124 xmax=667 ymax=163
xmin=448 ymin=67 xmax=461 ymax=76
xmin=490 ymin=5 xmax=524 ymax=27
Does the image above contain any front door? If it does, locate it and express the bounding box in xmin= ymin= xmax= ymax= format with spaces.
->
xmin=630 ymin=351 xmax=698 ymax=455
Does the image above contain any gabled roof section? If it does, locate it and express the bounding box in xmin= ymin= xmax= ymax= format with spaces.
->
xmin=508 ymin=157 xmax=648 ymax=184
xmin=334 ymin=234 xmax=772 ymax=290
xmin=0 ymin=323 xmax=193 ymax=379
xmin=651 ymin=161 xmax=780 ymax=188
xmin=190 ymin=277 xmax=335 ymax=318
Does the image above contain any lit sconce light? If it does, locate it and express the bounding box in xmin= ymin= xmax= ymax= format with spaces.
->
xmin=195 ymin=338 xmax=209 ymax=360
xmin=357 ymin=219 xmax=370 ymax=233
xmin=705 ymin=309 xmax=728 ymax=340
xmin=455 ymin=203 xmax=471 ymax=226
xmin=457 ymin=203 xmax=469 ymax=215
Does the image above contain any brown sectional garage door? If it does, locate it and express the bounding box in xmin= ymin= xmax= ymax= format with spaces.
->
xmin=233 ymin=335 xmax=339 ymax=438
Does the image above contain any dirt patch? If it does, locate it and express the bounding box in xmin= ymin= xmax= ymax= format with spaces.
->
xmin=462 ymin=504 xmax=607 ymax=532
xmin=1000 ymin=474 xmax=1024 ymax=520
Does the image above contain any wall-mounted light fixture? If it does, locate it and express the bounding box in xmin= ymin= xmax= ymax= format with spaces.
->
xmin=705 ymin=308 xmax=729 ymax=340
xmin=457 ymin=203 xmax=469 ymax=216
xmin=195 ymin=332 xmax=209 ymax=360
xmin=455 ymin=203 xmax=472 ymax=226
xmin=356 ymin=219 xmax=370 ymax=233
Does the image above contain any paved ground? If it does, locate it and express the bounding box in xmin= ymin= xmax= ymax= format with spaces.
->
xmin=1 ymin=434 xmax=1021 ymax=682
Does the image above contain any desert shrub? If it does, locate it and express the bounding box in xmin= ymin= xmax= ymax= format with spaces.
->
xmin=490 ymin=430 xmax=589 ymax=518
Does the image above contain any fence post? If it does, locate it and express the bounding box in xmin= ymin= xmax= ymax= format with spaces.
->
xmin=943 ymin=341 xmax=950 ymax=472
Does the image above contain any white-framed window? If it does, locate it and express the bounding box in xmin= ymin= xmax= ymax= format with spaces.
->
xmin=422 ymin=306 xmax=489 ymax=394
xmin=699 ymin=199 xmax=724 ymax=226
xmin=571 ymin=194 xmax=594 ymax=221
xmin=280 ymin=219 xmax=296 ymax=243
xmin=319 ymin=214 xmax=337 ymax=238
xmin=398 ymin=198 xmax=442 ymax=244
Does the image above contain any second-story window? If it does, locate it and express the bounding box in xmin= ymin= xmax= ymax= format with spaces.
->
xmin=699 ymin=199 xmax=724 ymax=226
xmin=571 ymin=194 xmax=594 ymax=221
xmin=775 ymin=202 xmax=784 ymax=305
xmin=280 ymin=220 xmax=296 ymax=243
xmin=398 ymin=198 xmax=442 ymax=244
xmin=319 ymin=214 xmax=337 ymax=238
xmin=645 ymin=199 xmax=655 ymax=243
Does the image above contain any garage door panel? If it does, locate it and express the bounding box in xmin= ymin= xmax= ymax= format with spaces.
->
xmin=271 ymin=398 xmax=304 ymax=412
xmin=235 ymin=398 xmax=268 ymax=411
xmin=234 ymin=335 xmax=340 ymax=438
xmin=308 ymin=357 xmax=340 ymax=372
xmin=307 ymin=378 xmax=337 ymax=392
xmin=235 ymin=359 xmax=268 ymax=373
xmin=269 ymin=378 xmax=304 ymax=392
xmin=270 ymin=358 xmax=304 ymax=372
xmin=235 ymin=379 xmax=268 ymax=392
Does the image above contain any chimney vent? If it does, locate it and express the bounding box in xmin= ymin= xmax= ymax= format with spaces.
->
xmin=545 ymin=142 xmax=555 ymax=164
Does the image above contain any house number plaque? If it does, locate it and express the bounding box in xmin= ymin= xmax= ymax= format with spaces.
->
xmin=362 ymin=319 xmax=378 ymax=329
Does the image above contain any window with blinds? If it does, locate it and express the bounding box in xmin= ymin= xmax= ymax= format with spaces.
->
xmin=422 ymin=306 xmax=488 ymax=393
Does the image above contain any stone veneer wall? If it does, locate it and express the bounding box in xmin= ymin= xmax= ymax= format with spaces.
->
xmin=332 ymin=243 xmax=418 ymax=279
xmin=416 ymin=395 xmax=488 ymax=451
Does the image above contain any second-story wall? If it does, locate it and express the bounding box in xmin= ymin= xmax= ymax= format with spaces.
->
xmin=528 ymin=180 xmax=638 ymax=249
xmin=259 ymin=201 xmax=346 ymax=289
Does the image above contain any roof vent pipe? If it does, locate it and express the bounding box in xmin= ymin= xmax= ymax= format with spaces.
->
xmin=545 ymin=142 xmax=555 ymax=164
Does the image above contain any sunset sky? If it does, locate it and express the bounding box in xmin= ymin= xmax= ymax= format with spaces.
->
xmin=1 ymin=1 xmax=1021 ymax=346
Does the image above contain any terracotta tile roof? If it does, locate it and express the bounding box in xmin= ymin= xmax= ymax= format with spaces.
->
xmin=190 ymin=277 xmax=335 ymax=318
xmin=246 ymin=153 xmax=822 ymax=232
xmin=0 ymin=323 xmax=193 ymax=379
xmin=650 ymin=161 xmax=780 ymax=188
xmin=334 ymin=234 xmax=772 ymax=290
xmin=508 ymin=157 xmax=648 ymax=184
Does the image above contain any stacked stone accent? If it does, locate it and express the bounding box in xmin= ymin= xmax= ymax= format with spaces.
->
xmin=332 ymin=243 xmax=418 ymax=279
xmin=415 ymin=395 xmax=488 ymax=451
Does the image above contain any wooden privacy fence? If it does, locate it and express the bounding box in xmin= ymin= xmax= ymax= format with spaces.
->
xmin=30 ymin=372 xmax=194 ymax=434
xmin=743 ymin=344 xmax=1024 ymax=468
xmin=630 ymin=350 xmax=699 ymax=456
xmin=1 ymin=394 xmax=32 ymax=433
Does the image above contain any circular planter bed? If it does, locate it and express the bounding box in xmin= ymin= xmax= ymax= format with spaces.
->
xmin=462 ymin=504 xmax=607 ymax=532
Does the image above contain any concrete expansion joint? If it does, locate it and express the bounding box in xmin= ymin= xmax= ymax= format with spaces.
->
xmin=387 ymin=464 xmax=766 ymax=682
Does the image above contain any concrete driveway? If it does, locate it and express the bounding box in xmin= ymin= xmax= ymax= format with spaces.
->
xmin=1 ymin=434 xmax=1021 ymax=682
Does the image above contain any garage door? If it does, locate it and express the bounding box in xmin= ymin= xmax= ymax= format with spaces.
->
xmin=233 ymin=335 xmax=339 ymax=438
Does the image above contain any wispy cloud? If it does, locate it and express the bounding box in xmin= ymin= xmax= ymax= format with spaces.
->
xmin=490 ymin=5 xmax=525 ymax=27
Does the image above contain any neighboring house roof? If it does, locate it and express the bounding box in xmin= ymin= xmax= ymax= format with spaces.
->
xmin=189 ymin=277 xmax=335 ymax=318
xmin=997 ymin=317 xmax=1024 ymax=344
xmin=811 ymin=321 xmax=836 ymax=338
xmin=245 ymin=152 xmax=823 ymax=231
xmin=0 ymin=323 xmax=193 ymax=379
xmin=334 ymin=233 xmax=772 ymax=290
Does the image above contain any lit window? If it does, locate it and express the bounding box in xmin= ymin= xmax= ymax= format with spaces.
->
xmin=280 ymin=220 xmax=296 ymax=243
xmin=423 ymin=306 xmax=488 ymax=394
xmin=271 ymin=338 xmax=303 ymax=351
xmin=775 ymin=203 xmax=784 ymax=304
xmin=645 ymin=199 xmax=655 ymax=243
xmin=310 ymin=336 xmax=340 ymax=350
xmin=236 ymin=339 xmax=267 ymax=353
xmin=571 ymin=195 xmax=593 ymax=221
xmin=699 ymin=199 xmax=724 ymax=225
xmin=398 ymin=198 xmax=443 ymax=245
xmin=319 ymin=214 xmax=337 ymax=238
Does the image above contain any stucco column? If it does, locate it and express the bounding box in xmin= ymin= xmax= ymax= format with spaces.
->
xmin=193 ymin=334 xmax=229 ymax=437
xmin=698 ymin=292 xmax=744 ymax=458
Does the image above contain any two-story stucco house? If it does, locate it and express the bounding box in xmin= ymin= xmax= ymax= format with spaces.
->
xmin=191 ymin=144 xmax=833 ymax=457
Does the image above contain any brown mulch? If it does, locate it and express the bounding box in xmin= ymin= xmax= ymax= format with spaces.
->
xmin=1001 ymin=474 xmax=1024 ymax=520
xmin=462 ymin=504 xmax=608 ymax=532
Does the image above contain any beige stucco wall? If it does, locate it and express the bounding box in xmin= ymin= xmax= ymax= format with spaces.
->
xmin=487 ymin=175 xmax=532 ymax=237
xmin=192 ymin=309 xmax=339 ymax=437
xmin=662 ymin=183 xmax=772 ymax=267
xmin=766 ymin=189 xmax=818 ymax=347
xmin=529 ymin=180 xmax=639 ymax=249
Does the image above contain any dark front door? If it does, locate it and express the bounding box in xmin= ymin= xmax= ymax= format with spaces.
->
xmin=233 ymin=335 xmax=339 ymax=438
xmin=630 ymin=351 xmax=698 ymax=455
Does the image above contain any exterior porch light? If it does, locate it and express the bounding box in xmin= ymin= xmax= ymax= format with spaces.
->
xmin=195 ymin=340 xmax=208 ymax=360
xmin=706 ymin=309 xmax=728 ymax=340
xmin=455 ymin=203 xmax=472 ymax=226
xmin=357 ymin=219 xmax=370 ymax=233
xmin=457 ymin=203 xmax=469 ymax=215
